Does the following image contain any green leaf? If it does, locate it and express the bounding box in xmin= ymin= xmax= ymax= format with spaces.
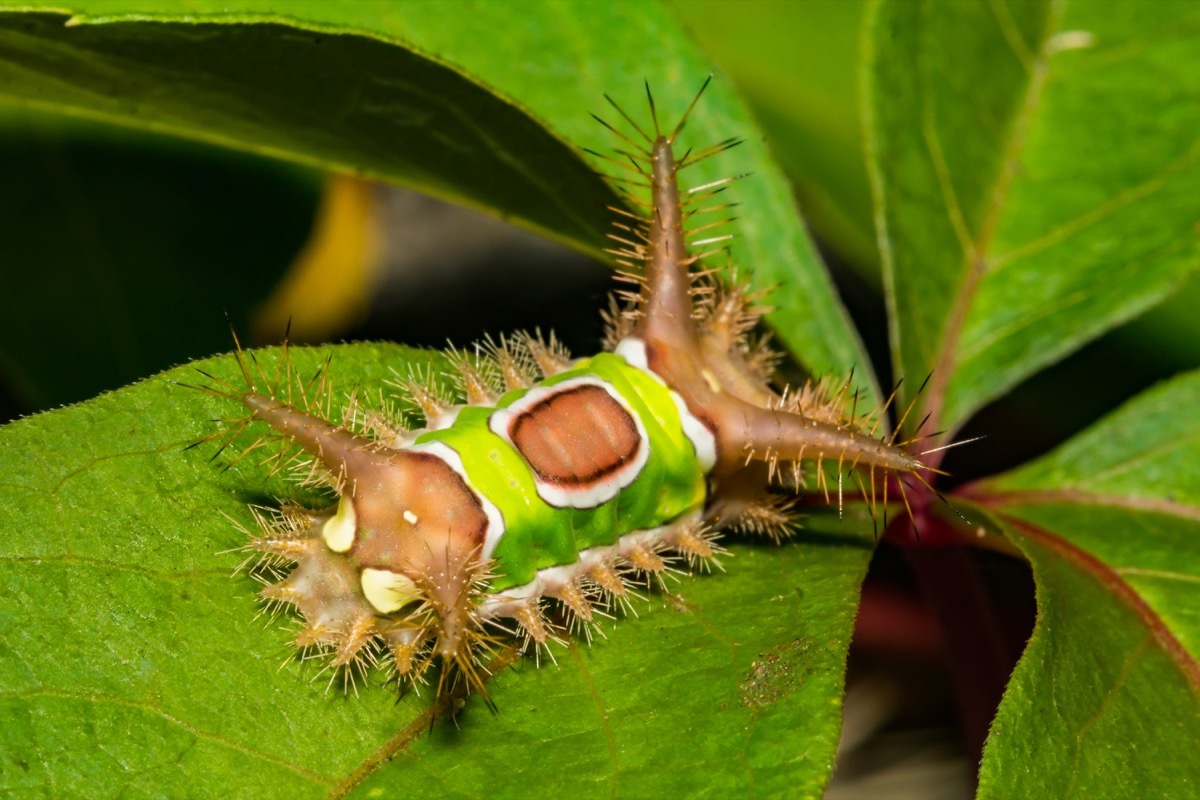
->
xmin=962 ymin=371 xmax=1200 ymax=795
xmin=866 ymin=0 xmax=1200 ymax=434
xmin=0 ymin=0 xmax=874 ymax=396
xmin=976 ymin=514 xmax=1199 ymax=798
xmin=0 ymin=4 xmax=613 ymax=255
xmin=667 ymin=0 xmax=879 ymax=273
xmin=982 ymin=369 xmax=1200 ymax=508
xmin=0 ymin=346 xmax=875 ymax=798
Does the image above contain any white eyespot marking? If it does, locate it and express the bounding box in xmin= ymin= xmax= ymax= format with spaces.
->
xmin=322 ymin=495 xmax=357 ymax=553
xmin=616 ymin=336 xmax=717 ymax=472
xmin=426 ymin=405 xmax=464 ymax=431
xmin=360 ymin=568 xmax=421 ymax=614
xmin=670 ymin=389 xmax=717 ymax=471
xmin=614 ymin=337 xmax=650 ymax=370
xmin=402 ymin=509 xmax=419 ymax=526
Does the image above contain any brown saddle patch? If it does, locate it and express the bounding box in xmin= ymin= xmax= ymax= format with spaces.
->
xmin=508 ymin=385 xmax=640 ymax=486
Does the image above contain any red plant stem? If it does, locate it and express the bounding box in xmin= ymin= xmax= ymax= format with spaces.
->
xmin=904 ymin=542 xmax=1013 ymax=776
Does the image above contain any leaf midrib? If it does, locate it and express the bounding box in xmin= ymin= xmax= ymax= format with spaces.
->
xmin=1006 ymin=517 xmax=1200 ymax=690
xmin=965 ymin=485 xmax=1200 ymax=522
xmin=919 ymin=0 xmax=1063 ymax=443
xmin=4 ymin=688 xmax=337 ymax=788
xmin=324 ymin=646 xmax=521 ymax=800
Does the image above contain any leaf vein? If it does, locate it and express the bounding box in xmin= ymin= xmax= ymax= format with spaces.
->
xmin=1064 ymin=637 xmax=1150 ymax=799
xmin=987 ymin=0 xmax=1036 ymax=71
xmin=0 ymin=553 xmax=230 ymax=582
xmin=1114 ymin=567 xmax=1200 ymax=585
xmin=989 ymin=139 xmax=1200 ymax=271
xmin=3 ymin=688 xmax=336 ymax=786
xmin=568 ymin=644 xmax=620 ymax=800
xmin=968 ymin=486 xmax=1200 ymax=521
xmin=920 ymin=0 xmax=1062 ymax=437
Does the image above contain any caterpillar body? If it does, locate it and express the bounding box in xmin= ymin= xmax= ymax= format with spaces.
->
xmin=201 ymin=81 xmax=927 ymax=701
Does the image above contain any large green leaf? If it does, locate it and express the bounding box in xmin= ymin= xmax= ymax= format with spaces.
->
xmin=0 ymin=346 xmax=875 ymax=798
xmin=977 ymin=515 xmax=1198 ymax=798
xmin=962 ymin=370 xmax=1200 ymax=796
xmin=0 ymin=0 xmax=874 ymax=395
xmin=866 ymin=0 xmax=1200 ymax=435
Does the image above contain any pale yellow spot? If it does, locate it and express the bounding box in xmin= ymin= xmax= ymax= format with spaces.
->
xmin=402 ymin=509 xmax=419 ymax=526
xmin=322 ymin=496 xmax=357 ymax=553
xmin=361 ymin=568 xmax=421 ymax=614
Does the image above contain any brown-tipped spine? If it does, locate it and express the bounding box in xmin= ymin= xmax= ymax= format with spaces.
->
xmin=636 ymin=138 xmax=701 ymax=351
xmin=242 ymin=392 xmax=375 ymax=485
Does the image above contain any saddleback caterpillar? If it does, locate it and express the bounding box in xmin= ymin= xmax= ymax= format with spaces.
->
xmin=192 ymin=79 xmax=933 ymax=704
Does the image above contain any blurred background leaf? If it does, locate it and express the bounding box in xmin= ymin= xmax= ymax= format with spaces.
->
xmin=0 ymin=0 xmax=873 ymax=421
